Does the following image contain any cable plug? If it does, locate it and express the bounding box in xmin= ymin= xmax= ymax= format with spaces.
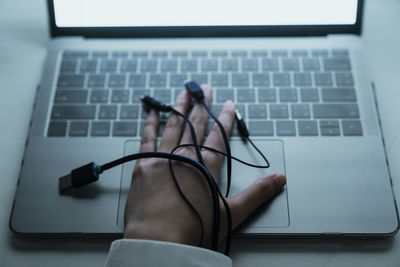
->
xmin=235 ymin=109 xmax=249 ymax=141
xmin=140 ymin=95 xmax=172 ymax=113
xmin=185 ymin=80 xmax=204 ymax=102
xmin=58 ymin=162 xmax=102 ymax=194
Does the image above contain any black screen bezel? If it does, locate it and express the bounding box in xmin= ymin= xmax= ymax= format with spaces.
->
xmin=48 ymin=0 xmax=363 ymax=38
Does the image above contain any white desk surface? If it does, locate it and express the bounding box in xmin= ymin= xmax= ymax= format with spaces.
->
xmin=1 ymin=0 xmax=399 ymax=266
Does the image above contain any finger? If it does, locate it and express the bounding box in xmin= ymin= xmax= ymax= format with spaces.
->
xmin=179 ymin=85 xmax=212 ymax=146
xmin=158 ymin=90 xmax=190 ymax=152
xmin=226 ymin=173 xmax=286 ymax=229
xmin=202 ymin=100 xmax=235 ymax=177
xmin=139 ymin=110 xmax=160 ymax=153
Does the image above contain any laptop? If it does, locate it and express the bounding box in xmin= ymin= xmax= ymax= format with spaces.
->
xmin=10 ymin=0 xmax=399 ymax=238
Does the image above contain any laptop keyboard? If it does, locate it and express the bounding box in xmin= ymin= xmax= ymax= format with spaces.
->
xmin=48 ymin=49 xmax=362 ymax=137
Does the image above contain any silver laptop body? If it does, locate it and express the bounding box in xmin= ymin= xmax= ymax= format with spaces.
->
xmin=10 ymin=0 xmax=399 ymax=238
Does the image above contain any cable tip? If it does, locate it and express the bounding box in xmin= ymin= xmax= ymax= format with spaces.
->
xmin=235 ymin=109 xmax=243 ymax=121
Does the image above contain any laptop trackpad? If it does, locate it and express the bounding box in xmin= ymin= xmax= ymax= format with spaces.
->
xmin=119 ymin=139 xmax=289 ymax=232
xmin=220 ymin=139 xmax=289 ymax=233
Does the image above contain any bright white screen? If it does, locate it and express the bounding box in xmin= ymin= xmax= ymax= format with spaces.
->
xmin=54 ymin=0 xmax=358 ymax=27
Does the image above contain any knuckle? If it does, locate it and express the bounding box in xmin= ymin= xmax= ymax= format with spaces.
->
xmin=141 ymin=132 xmax=156 ymax=145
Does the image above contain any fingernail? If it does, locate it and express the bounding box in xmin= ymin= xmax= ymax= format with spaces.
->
xmin=272 ymin=174 xmax=286 ymax=188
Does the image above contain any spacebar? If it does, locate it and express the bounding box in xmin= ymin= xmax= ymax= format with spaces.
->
xmin=313 ymin=104 xmax=359 ymax=118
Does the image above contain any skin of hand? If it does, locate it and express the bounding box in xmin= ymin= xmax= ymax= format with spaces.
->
xmin=124 ymin=85 xmax=286 ymax=249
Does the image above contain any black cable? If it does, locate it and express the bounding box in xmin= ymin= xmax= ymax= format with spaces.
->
xmin=175 ymin=143 xmax=270 ymax=168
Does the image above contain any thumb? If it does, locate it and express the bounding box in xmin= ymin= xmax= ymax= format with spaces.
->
xmin=227 ymin=173 xmax=286 ymax=229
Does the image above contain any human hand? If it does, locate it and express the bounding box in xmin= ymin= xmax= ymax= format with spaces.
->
xmin=124 ymin=85 xmax=286 ymax=249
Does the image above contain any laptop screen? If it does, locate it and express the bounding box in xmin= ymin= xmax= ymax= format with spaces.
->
xmin=53 ymin=0 xmax=358 ymax=27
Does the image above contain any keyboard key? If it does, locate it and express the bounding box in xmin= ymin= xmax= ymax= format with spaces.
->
xmin=323 ymin=58 xmax=351 ymax=70
xmin=88 ymin=74 xmax=105 ymax=87
xmin=60 ymin=60 xmax=77 ymax=72
xmin=282 ymin=58 xmax=299 ymax=71
xmin=47 ymin=121 xmax=67 ymax=137
xmin=298 ymin=121 xmax=318 ymax=136
xmin=90 ymin=122 xmax=110 ymax=137
xmin=251 ymin=50 xmax=268 ymax=57
xmin=311 ymin=50 xmax=328 ymax=57
xmin=320 ymin=120 xmax=340 ymax=136
xmin=211 ymin=104 xmax=223 ymax=116
xmin=191 ymin=74 xmax=208 ymax=85
xmin=322 ymin=89 xmax=357 ymax=102
xmin=241 ymin=59 xmax=259 ymax=71
xmin=129 ymin=74 xmax=147 ymax=87
xmin=291 ymin=50 xmax=308 ymax=57
xmin=108 ymin=74 xmax=126 ymax=87
xmin=313 ymin=104 xmax=359 ymax=118
xmin=141 ymin=59 xmax=158 ymax=72
xmin=342 ymin=120 xmax=363 ymax=136
xmin=121 ymin=60 xmax=138 ymax=71
xmin=174 ymin=89 xmax=183 ymax=100
xmin=55 ymin=90 xmax=87 ymax=103
xmin=132 ymin=89 xmax=150 ymax=102
xmin=91 ymin=90 xmax=109 ymax=103
xmin=149 ymin=74 xmax=167 ymax=87
xmin=69 ymin=121 xmax=89 ymax=137
xmin=237 ymin=89 xmax=255 ymax=102
xmin=211 ymin=74 xmax=228 ymax=86
xmin=161 ymin=59 xmax=178 ymax=72
xmin=58 ymin=74 xmax=85 ymax=87
xmin=315 ymin=73 xmax=333 ymax=86
xmin=332 ymin=49 xmax=349 ymax=57
xmin=258 ymin=89 xmax=276 ymax=102
xmin=302 ymin=58 xmax=320 ymax=71
xmin=132 ymin=51 xmax=148 ymax=57
xmin=276 ymin=121 xmax=296 ymax=136
xmin=100 ymin=59 xmax=117 ymax=72
xmin=336 ymin=73 xmax=354 ymax=86
xmin=63 ymin=51 xmax=88 ymax=58
xmin=252 ymin=73 xmax=270 ymax=87
xmin=99 ymin=105 xmax=117 ymax=119
xmin=202 ymin=59 xmax=218 ymax=71
xmin=51 ymin=105 xmax=96 ymax=119
xmin=232 ymin=74 xmax=249 ymax=86
xmin=262 ymin=58 xmax=279 ymax=71
xmin=154 ymin=90 xmax=171 ymax=103
xmin=271 ymin=50 xmax=288 ymax=57
xmin=232 ymin=50 xmax=247 ymax=57
xmin=211 ymin=50 xmax=228 ymax=57
xmin=170 ymin=74 xmax=188 ymax=86
xmin=112 ymin=90 xmax=130 ymax=103
xmin=113 ymin=122 xmax=137 ymax=137
xmin=279 ymin=89 xmax=298 ymax=102
xmin=248 ymin=104 xmax=267 ymax=119
xmin=92 ymin=51 xmax=108 ymax=58
xmin=181 ymin=59 xmax=198 ymax=72
xmin=300 ymin=88 xmax=319 ymax=102
xmin=294 ymin=73 xmax=312 ymax=86
xmin=80 ymin=59 xmax=97 ymax=72
xmin=152 ymin=51 xmax=168 ymax=57
xmin=216 ymin=89 xmax=234 ymax=102
xmin=120 ymin=105 xmax=140 ymax=119
xmin=112 ymin=51 xmax=128 ymax=58
xmin=221 ymin=59 xmax=238 ymax=71
xmin=273 ymin=73 xmax=291 ymax=86
xmin=192 ymin=50 xmax=208 ymax=57
xmin=249 ymin=121 xmax=274 ymax=136
xmin=291 ymin=104 xmax=311 ymax=118
xmin=270 ymin=104 xmax=289 ymax=118
xmin=171 ymin=51 xmax=188 ymax=57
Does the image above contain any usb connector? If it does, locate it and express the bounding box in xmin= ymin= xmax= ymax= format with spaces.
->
xmin=235 ymin=109 xmax=249 ymax=140
xmin=185 ymin=80 xmax=204 ymax=101
xmin=58 ymin=162 xmax=102 ymax=193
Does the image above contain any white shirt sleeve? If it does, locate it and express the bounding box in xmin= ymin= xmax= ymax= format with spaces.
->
xmin=104 ymin=239 xmax=232 ymax=267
